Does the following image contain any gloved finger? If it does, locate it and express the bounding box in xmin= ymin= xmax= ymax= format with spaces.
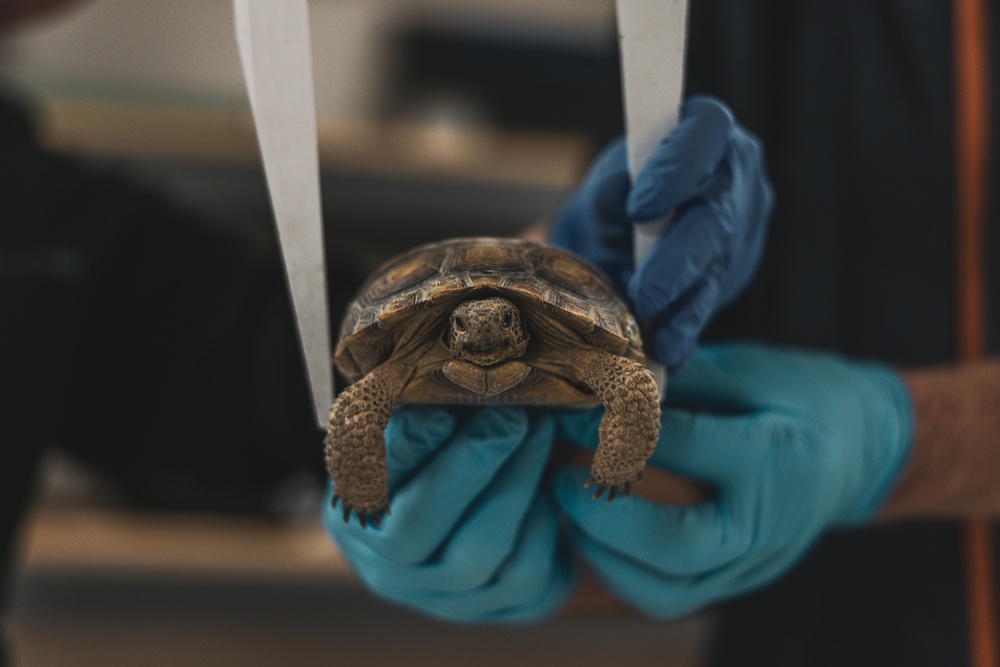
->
xmin=570 ymin=521 xmax=790 ymax=620
xmin=627 ymin=200 xmax=728 ymax=321
xmin=349 ymin=407 xmax=532 ymax=564
xmin=714 ymin=132 xmax=773 ymax=305
xmin=546 ymin=190 xmax=587 ymax=254
xmin=552 ymin=400 xmax=748 ymax=468
xmin=646 ymin=271 xmax=723 ymax=373
xmin=566 ymin=526 xmax=711 ymax=620
xmin=482 ymin=543 xmax=577 ymax=624
xmin=551 ymin=465 xmax=751 ymax=575
xmin=547 ymin=139 xmax=634 ymax=294
xmin=626 ymin=96 xmax=735 ymax=222
xmin=550 ymin=139 xmax=632 ymax=242
xmin=397 ymin=495 xmax=573 ymax=623
xmin=553 ymin=401 xmax=767 ymax=485
xmin=651 ymin=408 xmax=772 ymax=484
xmin=577 ymin=526 xmax=812 ymax=620
xmin=665 ymin=345 xmax=759 ymax=412
xmin=581 ymin=138 xmax=632 ymax=224
xmin=552 ymin=406 xmax=603 ymax=452
xmin=383 ymin=406 xmax=457 ymax=491
xmin=554 ymin=374 xmax=771 ymax=482
xmin=353 ymin=414 xmax=557 ymax=593
xmin=668 ymin=343 xmax=819 ymax=410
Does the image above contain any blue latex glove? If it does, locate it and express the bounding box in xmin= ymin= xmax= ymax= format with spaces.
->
xmin=549 ymin=97 xmax=773 ymax=372
xmin=550 ymin=344 xmax=913 ymax=619
xmin=324 ymin=406 xmax=575 ymax=623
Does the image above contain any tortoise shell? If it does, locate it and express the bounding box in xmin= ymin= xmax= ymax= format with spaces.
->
xmin=334 ymin=237 xmax=643 ymax=386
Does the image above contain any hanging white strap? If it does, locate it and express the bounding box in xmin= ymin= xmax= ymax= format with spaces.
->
xmin=235 ymin=0 xmax=333 ymax=428
xmin=616 ymin=0 xmax=689 ymax=392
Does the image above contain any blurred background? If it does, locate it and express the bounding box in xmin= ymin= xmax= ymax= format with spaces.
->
xmin=0 ymin=0 xmax=625 ymax=268
xmin=0 ymin=1 xmax=713 ymax=664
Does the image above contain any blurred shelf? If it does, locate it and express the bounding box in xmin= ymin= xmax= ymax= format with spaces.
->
xmin=20 ymin=507 xmax=350 ymax=580
xmin=37 ymin=96 xmax=591 ymax=189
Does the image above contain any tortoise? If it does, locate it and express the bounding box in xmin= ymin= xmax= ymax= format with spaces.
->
xmin=325 ymin=237 xmax=660 ymax=526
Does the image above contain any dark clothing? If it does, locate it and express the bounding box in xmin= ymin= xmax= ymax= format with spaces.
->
xmin=683 ymin=2 xmax=999 ymax=665
xmin=691 ymin=1 xmax=965 ymax=363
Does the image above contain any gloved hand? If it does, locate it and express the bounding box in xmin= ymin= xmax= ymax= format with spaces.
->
xmin=549 ymin=97 xmax=773 ymax=372
xmin=324 ymin=406 xmax=575 ymax=623
xmin=549 ymin=344 xmax=913 ymax=619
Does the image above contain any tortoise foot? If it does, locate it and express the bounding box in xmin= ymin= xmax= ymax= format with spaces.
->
xmin=326 ymin=365 xmax=405 ymax=530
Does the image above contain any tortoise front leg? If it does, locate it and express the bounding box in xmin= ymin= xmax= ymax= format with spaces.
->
xmin=578 ymin=350 xmax=661 ymax=500
xmin=325 ymin=361 xmax=411 ymax=527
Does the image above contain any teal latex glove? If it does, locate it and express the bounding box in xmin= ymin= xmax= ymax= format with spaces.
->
xmin=324 ymin=406 xmax=575 ymax=623
xmin=550 ymin=344 xmax=914 ymax=619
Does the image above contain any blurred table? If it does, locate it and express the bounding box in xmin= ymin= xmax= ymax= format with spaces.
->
xmin=11 ymin=504 xmax=713 ymax=667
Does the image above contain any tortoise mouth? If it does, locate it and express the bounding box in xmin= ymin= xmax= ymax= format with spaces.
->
xmin=451 ymin=339 xmax=528 ymax=367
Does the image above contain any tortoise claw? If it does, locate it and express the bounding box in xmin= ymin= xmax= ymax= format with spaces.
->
xmin=587 ymin=476 xmax=641 ymax=503
xmin=337 ymin=501 xmax=389 ymax=530
xmin=331 ymin=494 xmax=340 ymax=509
xmin=354 ymin=508 xmax=388 ymax=530
xmin=584 ymin=476 xmax=595 ymax=489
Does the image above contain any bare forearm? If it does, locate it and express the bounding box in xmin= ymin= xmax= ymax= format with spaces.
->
xmin=880 ymin=360 xmax=1000 ymax=519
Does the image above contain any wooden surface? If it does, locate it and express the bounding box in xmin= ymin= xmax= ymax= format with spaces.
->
xmin=12 ymin=505 xmax=712 ymax=667
xmin=20 ymin=507 xmax=351 ymax=579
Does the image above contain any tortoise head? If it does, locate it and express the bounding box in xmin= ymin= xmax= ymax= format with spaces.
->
xmin=447 ymin=297 xmax=528 ymax=366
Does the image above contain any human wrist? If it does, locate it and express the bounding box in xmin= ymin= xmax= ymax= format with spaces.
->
xmin=879 ymin=361 xmax=1000 ymax=519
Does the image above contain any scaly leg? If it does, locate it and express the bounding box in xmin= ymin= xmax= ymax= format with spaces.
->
xmin=325 ymin=362 xmax=411 ymax=527
xmin=578 ymin=350 xmax=661 ymax=501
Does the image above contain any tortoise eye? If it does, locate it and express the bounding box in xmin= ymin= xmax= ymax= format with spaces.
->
xmin=454 ymin=316 xmax=466 ymax=332
xmin=501 ymin=312 xmax=513 ymax=328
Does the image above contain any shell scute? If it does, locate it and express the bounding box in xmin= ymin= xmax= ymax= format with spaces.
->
xmin=364 ymin=253 xmax=439 ymax=302
xmin=452 ymin=244 xmax=525 ymax=272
